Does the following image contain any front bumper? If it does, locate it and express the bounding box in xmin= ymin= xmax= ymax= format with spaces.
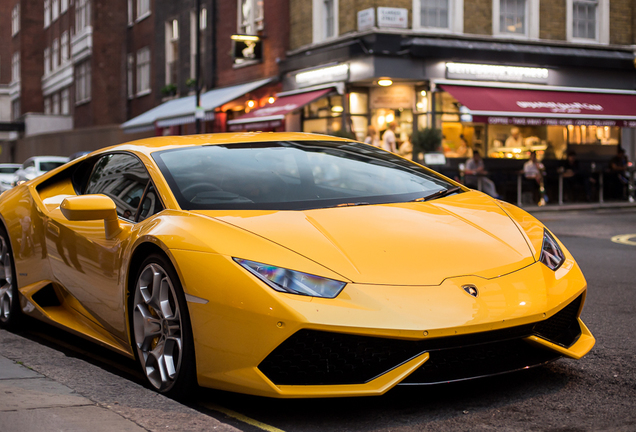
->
xmin=172 ymin=250 xmax=594 ymax=398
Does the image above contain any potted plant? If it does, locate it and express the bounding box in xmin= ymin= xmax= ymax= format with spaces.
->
xmin=412 ymin=127 xmax=442 ymax=161
xmin=160 ymin=83 xmax=177 ymax=97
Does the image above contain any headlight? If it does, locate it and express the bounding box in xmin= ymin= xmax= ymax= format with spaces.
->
xmin=234 ymin=258 xmax=346 ymax=298
xmin=539 ymin=229 xmax=565 ymax=270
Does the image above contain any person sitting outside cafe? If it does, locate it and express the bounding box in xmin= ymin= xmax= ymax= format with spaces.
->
xmin=560 ymin=150 xmax=591 ymax=202
xmin=465 ymin=151 xmax=498 ymax=198
xmin=524 ymin=151 xmax=547 ymax=206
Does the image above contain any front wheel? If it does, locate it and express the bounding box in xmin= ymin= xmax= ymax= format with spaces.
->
xmin=131 ymin=254 xmax=196 ymax=398
xmin=0 ymin=226 xmax=21 ymax=329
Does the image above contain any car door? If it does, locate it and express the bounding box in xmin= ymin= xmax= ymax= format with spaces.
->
xmin=46 ymin=153 xmax=155 ymax=341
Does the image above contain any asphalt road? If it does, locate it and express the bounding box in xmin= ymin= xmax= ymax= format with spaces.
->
xmin=3 ymin=208 xmax=636 ymax=432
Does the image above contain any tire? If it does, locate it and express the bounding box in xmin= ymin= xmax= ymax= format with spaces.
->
xmin=131 ymin=253 xmax=196 ymax=398
xmin=0 ymin=225 xmax=21 ymax=330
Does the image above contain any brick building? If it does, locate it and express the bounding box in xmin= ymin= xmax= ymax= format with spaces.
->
xmin=258 ymin=0 xmax=636 ymax=168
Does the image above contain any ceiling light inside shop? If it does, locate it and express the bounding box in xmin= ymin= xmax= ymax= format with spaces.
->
xmin=378 ymin=115 xmax=385 ymax=125
xmin=420 ymin=90 xmax=427 ymax=96
xmin=378 ymin=79 xmax=393 ymax=87
xmin=331 ymin=106 xmax=344 ymax=113
xmin=386 ymin=113 xmax=395 ymax=123
xmin=247 ymin=100 xmax=256 ymax=108
xmin=268 ymin=97 xmax=276 ymax=104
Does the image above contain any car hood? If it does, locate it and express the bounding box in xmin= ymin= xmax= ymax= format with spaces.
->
xmin=193 ymin=191 xmax=536 ymax=286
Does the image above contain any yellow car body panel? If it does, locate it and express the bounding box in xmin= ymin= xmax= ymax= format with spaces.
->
xmin=0 ymin=133 xmax=595 ymax=398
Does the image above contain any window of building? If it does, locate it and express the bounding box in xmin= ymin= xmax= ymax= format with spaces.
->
xmin=238 ymin=0 xmax=264 ymax=34
xmin=11 ymin=52 xmax=20 ymax=83
xmin=492 ymin=0 xmax=538 ymax=38
xmin=76 ymin=61 xmax=91 ymax=104
xmin=61 ymin=32 xmax=69 ymax=61
xmin=166 ymin=20 xmax=179 ymax=85
xmin=52 ymin=92 xmax=60 ymax=114
xmin=44 ymin=47 xmax=51 ymax=75
xmin=52 ymin=38 xmax=59 ymax=70
xmin=190 ymin=10 xmax=207 ymax=79
xmin=127 ymin=0 xmax=134 ymax=25
xmin=11 ymin=4 xmax=20 ymax=35
xmin=312 ymin=0 xmax=338 ymax=43
xmin=127 ymin=54 xmax=134 ymax=99
xmin=413 ymin=0 xmax=464 ymax=32
xmin=136 ymin=47 xmax=150 ymax=95
xmin=44 ymin=0 xmax=51 ymax=28
xmin=61 ymin=0 xmax=69 ymax=13
xmin=566 ymin=0 xmax=608 ymax=43
xmin=52 ymin=0 xmax=59 ymax=21
xmin=61 ymin=88 xmax=70 ymax=114
xmin=12 ymin=99 xmax=21 ymax=120
xmin=76 ymin=0 xmax=91 ymax=31
xmin=137 ymin=0 xmax=150 ymax=20
xmin=44 ymin=97 xmax=52 ymax=115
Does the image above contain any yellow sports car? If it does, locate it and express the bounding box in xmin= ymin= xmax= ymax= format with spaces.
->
xmin=0 ymin=133 xmax=594 ymax=398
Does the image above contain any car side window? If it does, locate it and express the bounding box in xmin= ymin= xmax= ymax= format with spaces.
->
xmin=137 ymin=184 xmax=164 ymax=222
xmin=85 ymin=153 xmax=150 ymax=221
xmin=24 ymin=160 xmax=35 ymax=169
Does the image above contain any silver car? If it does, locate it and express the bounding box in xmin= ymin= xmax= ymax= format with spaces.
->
xmin=0 ymin=164 xmax=22 ymax=192
xmin=12 ymin=156 xmax=69 ymax=186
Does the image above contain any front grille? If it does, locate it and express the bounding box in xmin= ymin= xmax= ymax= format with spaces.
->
xmin=533 ymin=294 xmax=583 ymax=347
xmin=401 ymin=338 xmax=560 ymax=384
xmin=259 ymin=294 xmax=583 ymax=386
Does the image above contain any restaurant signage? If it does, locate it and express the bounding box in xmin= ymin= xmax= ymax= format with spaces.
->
xmin=294 ymin=64 xmax=349 ymax=87
xmin=370 ymin=85 xmax=414 ymax=109
xmin=446 ymin=62 xmax=549 ymax=84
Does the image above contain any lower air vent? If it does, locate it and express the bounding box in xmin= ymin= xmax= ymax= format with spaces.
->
xmin=533 ymin=294 xmax=583 ymax=347
xmin=31 ymin=284 xmax=61 ymax=308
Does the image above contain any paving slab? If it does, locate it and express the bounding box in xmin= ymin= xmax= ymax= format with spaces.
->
xmin=0 ymin=356 xmax=42 ymax=380
xmin=0 ymin=377 xmax=91 ymax=411
xmin=0 ymin=405 xmax=148 ymax=432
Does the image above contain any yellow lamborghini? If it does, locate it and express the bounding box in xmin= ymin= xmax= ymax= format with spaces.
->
xmin=0 ymin=133 xmax=594 ymax=398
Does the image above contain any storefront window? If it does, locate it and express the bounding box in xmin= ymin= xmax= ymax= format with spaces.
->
xmin=302 ymin=94 xmax=343 ymax=134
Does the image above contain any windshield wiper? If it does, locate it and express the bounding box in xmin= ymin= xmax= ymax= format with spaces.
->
xmin=331 ymin=202 xmax=370 ymax=208
xmin=411 ymin=186 xmax=462 ymax=202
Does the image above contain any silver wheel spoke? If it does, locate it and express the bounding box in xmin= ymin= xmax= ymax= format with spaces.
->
xmin=0 ymin=238 xmax=13 ymax=322
xmin=133 ymin=304 xmax=161 ymax=351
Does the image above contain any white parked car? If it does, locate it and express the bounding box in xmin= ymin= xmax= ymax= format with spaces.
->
xmin=0 ymin=164 xmax=22 ymax=192
xmin=12 ymin=156 xmax=69 ymax=185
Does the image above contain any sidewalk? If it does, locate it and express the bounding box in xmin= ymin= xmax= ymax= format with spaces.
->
xmin=0 ymin=329 xmax=240 ymax=432
xmin=519 ymin=199 xmax=636 ymax=213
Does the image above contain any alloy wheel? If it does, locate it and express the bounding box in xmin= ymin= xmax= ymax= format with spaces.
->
xmin=133 ymin=263 xmax=183 ymax=392
xmin=0 ymin=236 xmax=14 ymax=323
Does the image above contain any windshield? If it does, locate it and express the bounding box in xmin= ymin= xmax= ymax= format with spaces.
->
xmin=153 ymin=141 xmax=458 ymax=211
xmin=39 ymin=161 xmax=66 ymax=172
xmin=0 ymin=167 xmax=18 ymax=174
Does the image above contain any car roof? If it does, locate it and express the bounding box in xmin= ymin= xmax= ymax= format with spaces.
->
xmin=95 ymin=132 xmax=355 ymax=158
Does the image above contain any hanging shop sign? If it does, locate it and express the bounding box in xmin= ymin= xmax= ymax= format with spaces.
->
xmin=446 ymin=62 xmax=549 ymax=84
xmin=357 ymin=8 xmax=375 ymax=31
xmin=232 ymin=35 xmax=262 ymax=65
xmin=294 ymin=64 xmax=349 ymax=88
xmin=377 ymin=7 xmax=408 ymax=29
xmin=370 ymin=85 xmax=414 ymax=109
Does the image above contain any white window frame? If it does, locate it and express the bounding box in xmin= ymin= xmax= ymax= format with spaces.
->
xmin=52 ymin=0 xmax=59 ymax=21
xmin=61 ymin=88 xmax=70 ymax=114
xmin=127 ymin=0 xmax=134 ymax=25
xmin=52 ymin=92 xmax=60 ymax=114
xmin=312 ymin=0 xmax=338 ymax=43
xmin=136 ymin=47 xmax=151 ymax=96
xmin=566 ymin=0 xmax=608 ymax=44
xmin=127 ymin=54 xmax=134 ymax=99
xmin=136 ymin=0 xmax=151 ymax=22
xmin=44 ymin=0 xmax=51 ymax=28
xmin=11 ymin=52 xmax=20 ymax=83
xmin=200 ymin=7 xmax=208 ymax=30
xmin=165 ymin=20 xmax=179 ymax=85
xmin=44 ymin=97 xmax=52 ymax=115
xmin=61 ymin=0 xmax=69 ymax=13
xmin=493 ymin=0 xmax=539 ymax=39
xmin=52 ymin=38 xmax=59 ymax=70
xmin=238 ymin=0 xmax=264 ymax=35
xmin=44 ymin=47 xmax=51 ymax=75
xmin=11 ymin=4 xmax=20 ymax=36
xmin=413 ymin=0 xmax=463 ymax=33
xmin=76 ymin=61 xmax=91 ymax=104
xmin=61 ymin=32 xmax=69 ymax=62
xmin=75 ymin=0 xmax=91 ymax=32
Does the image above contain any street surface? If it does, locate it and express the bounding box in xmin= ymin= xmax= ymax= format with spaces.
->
xmin=1 ymin=208 xmax=635 ymax=431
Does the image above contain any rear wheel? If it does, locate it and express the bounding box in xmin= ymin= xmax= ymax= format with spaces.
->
xmin=0 ymin=226 xmax=21 ymax=329
xmin=131 ymin=253 xmax=196 ymax=398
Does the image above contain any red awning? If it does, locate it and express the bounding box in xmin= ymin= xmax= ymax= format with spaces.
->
xmin=227 ymin=88 xmax=333 ymax=131
xmin=439 ymin=84 xmax=636 ymax=127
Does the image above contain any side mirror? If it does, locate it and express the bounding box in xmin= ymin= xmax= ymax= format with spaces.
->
xmin=60 ymin=194 xmax=122 ymax=239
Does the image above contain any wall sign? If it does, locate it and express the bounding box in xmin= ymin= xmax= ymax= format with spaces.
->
xmin=357 ymin=8 xmax=375 ymax=31
xmin=446 ymin=62 xmax=549 ymax=84
xmin=370 ymin=85 xmax=414 ymax=109
xmin=233 ymin=37 xmax=262 ymax=65
xmin=377 ymin=7 xmax=408 ymax=29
